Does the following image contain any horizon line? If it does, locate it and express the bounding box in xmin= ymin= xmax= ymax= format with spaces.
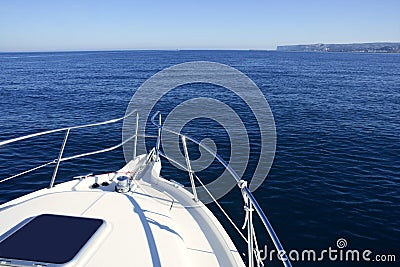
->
xmin=0 ymin=48 xmax=277 ymax=53
xmin=1 ymin=41 xmax=399 ymax=54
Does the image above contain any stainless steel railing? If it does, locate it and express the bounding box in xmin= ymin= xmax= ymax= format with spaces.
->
xmin=150 ymin=111 xmax=292 ymax=267
xmin=0 ymin=110 xmax=292 ymax=267
xmin=0 ymin=110 xmax=140 ymax=186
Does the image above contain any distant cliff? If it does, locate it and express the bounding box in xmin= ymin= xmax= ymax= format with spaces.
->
xmin=276 ymin=42 xmax=400 ymax=53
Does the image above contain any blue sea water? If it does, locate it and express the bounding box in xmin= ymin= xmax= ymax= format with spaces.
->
xmin=0 ymin=51 xmax=399 ymax=266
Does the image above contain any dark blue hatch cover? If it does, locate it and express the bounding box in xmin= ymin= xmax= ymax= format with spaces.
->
xmin=0 ymin=214 xmax=104 ymax=264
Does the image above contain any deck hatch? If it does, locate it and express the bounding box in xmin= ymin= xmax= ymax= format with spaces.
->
xmin=0 ymin=214 xmax=104 ymax=264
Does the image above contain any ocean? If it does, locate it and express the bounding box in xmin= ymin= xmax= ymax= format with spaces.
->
xmin=0 ymin=50 xmax=399 ymax=266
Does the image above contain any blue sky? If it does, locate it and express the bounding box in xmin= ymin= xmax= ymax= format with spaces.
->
xmin=0 ymin=0 xmax=399 ymax=51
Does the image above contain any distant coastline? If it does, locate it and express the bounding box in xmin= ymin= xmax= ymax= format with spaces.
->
xmin=277 ymin=42 xmax=400 ymax=53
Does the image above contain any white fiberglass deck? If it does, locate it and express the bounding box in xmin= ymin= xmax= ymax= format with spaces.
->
xmin=0 ymin=155 xmax=244 ymax=267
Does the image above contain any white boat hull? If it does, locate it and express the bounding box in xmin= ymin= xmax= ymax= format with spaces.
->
xmin=0 ymin=155 xmax=245 ymax=267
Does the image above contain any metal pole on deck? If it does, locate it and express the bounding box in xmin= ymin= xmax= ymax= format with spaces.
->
xmin=133 ymin=112 xmax=139 ymax=159
xmin=181 ymin=135 xmax=198 ymax=202
xmin=156 ymin=113 xmax=162 ymax=161
xmin=248 ymin=203 xmax=254 ymax=267
xmin=48 ymin=128 xmax=70 ymax=188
